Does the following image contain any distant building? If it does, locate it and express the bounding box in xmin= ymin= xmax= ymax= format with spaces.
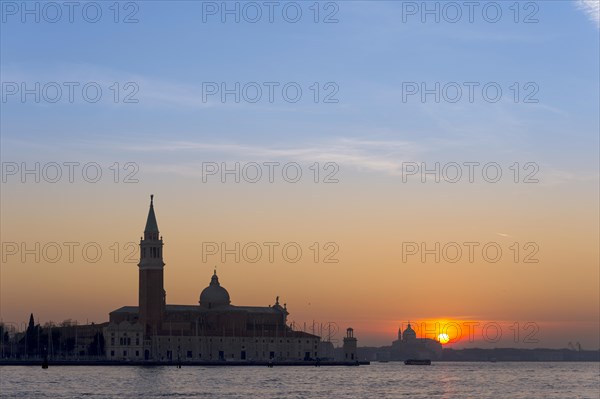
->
xmin=104 ymin=196 xmax=349 ymax=362
xmin=389 ymin=323 xmax=442 ymax=360
xmin=343 ymin=328 xmax=357 ymax=361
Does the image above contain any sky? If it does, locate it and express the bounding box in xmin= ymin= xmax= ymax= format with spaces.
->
xmin=1 ymin=0 xmax=599 ymax=349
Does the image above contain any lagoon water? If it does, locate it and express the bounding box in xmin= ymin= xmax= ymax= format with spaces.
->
xmin=1 ymin=362 xmax=599 ymax=398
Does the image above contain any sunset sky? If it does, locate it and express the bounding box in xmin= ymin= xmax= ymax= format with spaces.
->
xmin=1 ymin=1 xmax=598 ymax=349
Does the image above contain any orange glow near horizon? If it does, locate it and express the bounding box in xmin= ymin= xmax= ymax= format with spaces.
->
xmin=1 ymin=183 xmax=599 ymax=349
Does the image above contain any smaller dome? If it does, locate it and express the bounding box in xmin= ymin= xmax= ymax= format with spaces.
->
xmin=403 ymin=323 xmax=417 ymax=341
xmin=199 ymin=271 xmax=231 ymax=309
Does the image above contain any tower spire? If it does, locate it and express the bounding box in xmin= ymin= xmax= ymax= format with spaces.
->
xmin=144 ymin=195 xmax=159 ymax=239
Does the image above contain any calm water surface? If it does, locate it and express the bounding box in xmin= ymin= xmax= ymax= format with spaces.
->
xmin=1 ymin=362 xmax=599 ymax=398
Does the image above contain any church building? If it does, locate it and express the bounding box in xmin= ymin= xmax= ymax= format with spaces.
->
xmin=390 ymin=323 xmax=442 ymax=360
xmin=104 ymin=196 xmax=333 ymax=362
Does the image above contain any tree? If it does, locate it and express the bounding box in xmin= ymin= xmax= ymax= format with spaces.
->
xmin=25 ymin=313 xmax=39 ymax=357
xmin=0 ymin=324 xmax=6 ymax=358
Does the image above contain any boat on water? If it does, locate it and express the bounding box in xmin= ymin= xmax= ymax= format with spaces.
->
xmin=404 ymin=359 xmax=431 ymax=365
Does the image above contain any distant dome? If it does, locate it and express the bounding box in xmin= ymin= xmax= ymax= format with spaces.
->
xmin=199 ymin=271 xmax=231 ymax=309
xmin=403 ymin=323 xmax=417 ymax=341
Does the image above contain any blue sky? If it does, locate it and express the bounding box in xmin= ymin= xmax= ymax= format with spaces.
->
xmin=1 ymin=0 xmax=598 ymax=183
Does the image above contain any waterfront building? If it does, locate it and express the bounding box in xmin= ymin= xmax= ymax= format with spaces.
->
xmin=104 ymin=196 xmax=341 ymax=362
xmin=389 ymin=323 xmax=442 ymax=360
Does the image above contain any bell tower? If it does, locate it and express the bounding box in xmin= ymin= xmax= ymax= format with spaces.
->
xmin=343 ymin=327 xmax=358 ymax=362
xmin=138 ymin=195 xmax=165 ymax=334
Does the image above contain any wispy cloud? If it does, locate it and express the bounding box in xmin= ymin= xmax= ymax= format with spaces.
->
xmin=4 ymin=134 xmax=597 ymax=186
xmin=114 ymin=138 xmax=600 ymax=186
xmin=538 ymin=166 xmax=600 ymax=187
xmin=120 ymin=137 xmax=426 ymax=177
xmin=575 ymin=0 xmax=600 ymax=27
xmin=0 ymin=63 xmax=220 ymax=109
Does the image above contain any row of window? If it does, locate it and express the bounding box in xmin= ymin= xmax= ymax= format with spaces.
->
xmin=141 ymin=246 xmax=161 ymax=258
xmin=110 ymin=337 xmax=140 ymax=346
xmin=108 ymin=335 xmax=317 ymax=348
xmin=159 ymin=337 xmax=315 ymax=344
xmin=108 ymin=350 xmax=319 ymax=360
xmin=111 ymin=350 xmax=139 ymax=357
xmin=155 ymin=344 xmax=319 ymax=351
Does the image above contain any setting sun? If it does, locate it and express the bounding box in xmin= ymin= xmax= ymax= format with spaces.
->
xmin=438 ymin=334 xmax=450 ymax=344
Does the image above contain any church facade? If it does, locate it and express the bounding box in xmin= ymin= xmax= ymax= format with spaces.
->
xmin=103 ymin=196 xmax=333 ymax=362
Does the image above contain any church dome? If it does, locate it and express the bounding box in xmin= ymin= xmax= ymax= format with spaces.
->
xmin=403 ymin=323 xmax=417 ymax=341
xmin=199 ymin=271 xmax=231 ymax=309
